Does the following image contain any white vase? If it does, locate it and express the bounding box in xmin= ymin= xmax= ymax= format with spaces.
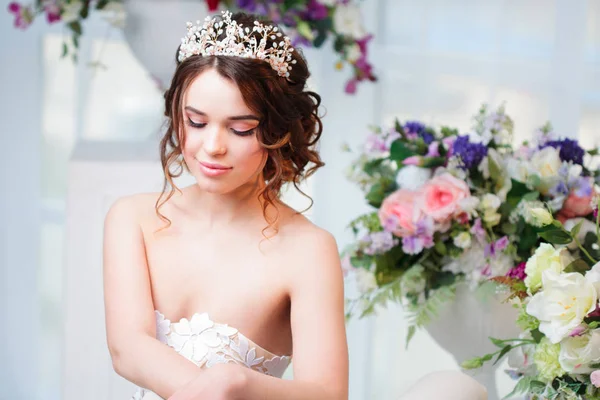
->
xmin=122 ymin=0 xmax=211 ymax=89
xmin=424 ymin=282 xmax=522 ymax=400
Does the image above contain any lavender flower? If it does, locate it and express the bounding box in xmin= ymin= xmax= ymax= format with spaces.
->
xmin=361 ymin=231 xmax=399 ymax=255
xmin=543 ymin=138 xmax=585 ymax=165
xmin=401 ymin=218 xmax=434 ymax=255
xmin=452 ymin=135 xmax=488 ymax=169
xmin=404 ymin=121 xmax=434 ymax=144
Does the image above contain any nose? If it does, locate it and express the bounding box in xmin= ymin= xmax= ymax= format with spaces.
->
xmin=202 ymin=125 xmax=227 ymax=156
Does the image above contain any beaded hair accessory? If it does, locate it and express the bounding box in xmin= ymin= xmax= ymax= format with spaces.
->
xmin=178 ymin=11 xmax=296 ymax=79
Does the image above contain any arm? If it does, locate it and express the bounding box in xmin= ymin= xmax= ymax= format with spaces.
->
xmin=238 ymin=229 xmax=348 ymax=399
xmin=103 ymin=196 xmax=203 ymax=398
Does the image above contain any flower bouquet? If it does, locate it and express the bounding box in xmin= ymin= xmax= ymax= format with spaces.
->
xmin=7 ymin=0 xmax=375 ymax=92
xmin=463 ymin=198 xmax=600 ymax=398
xmin=343 ymin=104 xmax=598 ymax=347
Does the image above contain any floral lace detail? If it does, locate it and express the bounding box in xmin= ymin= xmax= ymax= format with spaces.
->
xmin=131 ymin=311 xmax=292 ymax=399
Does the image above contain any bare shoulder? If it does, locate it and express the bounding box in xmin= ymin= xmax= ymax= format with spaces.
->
xmin=104 ymin=192 xmax=166 ymax=228
xmin=276 ymin=208 xmax=341 ymax=276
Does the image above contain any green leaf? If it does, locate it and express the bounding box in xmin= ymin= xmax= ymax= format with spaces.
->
xmin=365 ymin=182 xmax=391 ymax=208
xmin=394 ymin=120 xmax=405 ymax=137
xmin=530 ymin=328 xmax=544 ymax=343
xmin=434 ymin=240 xmax=447 ymax=256
xmin=96 ymin=0 xmax=111 ymax=9
xmin=502 ymin=376 xmax=534 ymax=400
xmin=538 ymin=228 xmax=572 ymax=245
xmin=490 ymin=337 xmax=506 ymax=348
xmin=522 ymin=191 xmax=540 ymax=202
xmin=405 ymin=325 xmax=416 ymax=349
xmin=422 ymin=157 xmax=446 ymax=168
xmin=564 ymin=259 xmax=592 ymax=274
xmin=68 ymin=21 xmax=82 ymax=36
xmin=61 ymin=42 xmax=68 ymax=58
xmin=493 ymin=345 xmax=512 ymax=365
xmin=296 ymin=21 xmax=314 ymax=41
xmin=389 ymin=141 xmax=415 ymax=162
xmin=571 ymin=221 xmax=583 ymax=238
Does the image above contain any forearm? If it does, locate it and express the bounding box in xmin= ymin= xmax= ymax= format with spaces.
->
xmin=237 ymin=368 xmax=346 ymax=400
xmin=110 ymin=335 xmax=200 ymax=398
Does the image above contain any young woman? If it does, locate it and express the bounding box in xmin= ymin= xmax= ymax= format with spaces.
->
xmin=104 ymin=11 xmax=348 ymax=400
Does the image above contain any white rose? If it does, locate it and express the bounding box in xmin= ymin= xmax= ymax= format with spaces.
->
xmin=524 ymin=243 xmax=571 ymax=294
xmin=395 ymin=165 xmax=431 ymax=190
xmin=563 ymin=218 xmax=597 ymax=250
xmin=482 ymin=209 xmax=501 ymax=227
xmin=355 ymin=268 xmax=377 ymax=293
xmin=333 ymin=4 xmax=366 ymax=38
xmin=507 ymin=159 xmax=531 ymax=183
xmin=453 ymin=232 xmax=472 ymax=249
xmin=586 ymin=262 xmax=600 ymax=298
xmin=559 ymin=330 xmax=600 ymax=373
xmin=459 ymin=197 xmax=480 ymax=217
xmin=529 ymin=207 xmax=554 ymax=226
xmin=530 ymin=147 xmax=562 ymax=179
xmin=480 ymin=193 xmax=501 ymax=211
xmin=526 ymin=270 xmax=598 ymax=343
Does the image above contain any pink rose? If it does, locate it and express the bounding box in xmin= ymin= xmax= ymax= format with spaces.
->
xmin=591 ymin=370 xmax=600 ymax=388
xmin=378 ymin=189 xmax=420 ymax=237
xmin=420 ymin=173 xmax=470 ymax=222
xmin=559 ymin=191 xmax=594 ymax=221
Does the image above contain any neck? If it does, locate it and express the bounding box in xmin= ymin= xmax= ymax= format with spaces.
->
xmin=181 ymin=179 xmax=278 ymax=230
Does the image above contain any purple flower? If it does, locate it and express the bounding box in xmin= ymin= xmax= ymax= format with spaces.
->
xmin=506 ymin=262 xmax=526 ymax=281
xmin=470 ymin=218 xmax=486 ymax=240
xmin=361 ymin=231 xmax=399 ymax=255
xmin=44 ymin=1 xmax=61 ymax=24
xmin=303 ymin=0 xmax=329 ymax=20
xmin=452 ymin=135 xmax=488 ymax=169
xmin=8 ymin=2 xmax=33 ymax=29
xmin=401 ymin=218 xmax=434 ymax=255
xmin=345 ymin=79 xmax=358 ymax=94
xmin=574 ymin=177 xmax=593 ymax=198
xmin=550 ymin=181 xmax=569 ymax=197
xmin=237 ymin=0 xmax=259 ymax=11
xmin=364 ymin=134 xmax=388 ymax=153
xmin=427 ymin=141 xmax=440 ymax=157
xmin=543 ymin=138 xmax=585 ymax=165
xmin=404 ymin=121 xmax=434 ymax=144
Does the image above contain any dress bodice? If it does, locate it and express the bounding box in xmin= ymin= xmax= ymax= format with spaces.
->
xmin=131 ymin=310 xmax=292 ymax=399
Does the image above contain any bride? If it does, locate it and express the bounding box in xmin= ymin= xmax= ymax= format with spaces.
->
xmin=103 ymin=10 xmax=486 ymax=400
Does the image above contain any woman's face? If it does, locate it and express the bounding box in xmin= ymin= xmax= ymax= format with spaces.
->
xmin=181 ymin=68 xmax=267 ymax=195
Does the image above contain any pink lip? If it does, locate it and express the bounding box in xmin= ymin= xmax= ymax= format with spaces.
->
xmin=198 ymin=161 xmax=232 ymax=177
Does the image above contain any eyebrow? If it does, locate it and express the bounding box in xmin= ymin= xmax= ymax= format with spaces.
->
xmin=184 ymin=106 xmax=260 ymax=121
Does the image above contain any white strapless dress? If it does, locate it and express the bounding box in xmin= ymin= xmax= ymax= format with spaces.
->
xmin=131 ymin=310 xmax=292 ymax=400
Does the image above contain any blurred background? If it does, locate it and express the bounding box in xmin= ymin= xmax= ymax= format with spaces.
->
xmin=1 ymin=0 xmax=599 ymax=399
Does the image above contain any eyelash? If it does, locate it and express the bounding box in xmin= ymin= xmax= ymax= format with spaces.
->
xmin=187 ymin=119 xmax=255 ymax=137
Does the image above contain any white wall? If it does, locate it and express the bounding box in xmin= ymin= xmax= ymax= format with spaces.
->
xmin=2 ymin=0 xmax=600 ymax=399
xmin=0 ymin=4 xmax=42 ymax=398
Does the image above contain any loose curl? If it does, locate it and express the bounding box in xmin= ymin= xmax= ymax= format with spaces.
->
xmin=155 ymin=12 xmax=324 ymax=237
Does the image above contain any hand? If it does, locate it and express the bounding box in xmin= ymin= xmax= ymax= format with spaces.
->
xmin=167 ymin=363 xmax=248 ymax=400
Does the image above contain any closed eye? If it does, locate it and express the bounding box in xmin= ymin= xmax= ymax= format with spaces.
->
xmin=232 ymin=128 xmax=256 ymax=137
xmin=187 ymin=118 xmax=206 ymax=129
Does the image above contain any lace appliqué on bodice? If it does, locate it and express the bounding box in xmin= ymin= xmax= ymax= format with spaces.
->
xmin=131 ymin=311 xmax=292 ymax=399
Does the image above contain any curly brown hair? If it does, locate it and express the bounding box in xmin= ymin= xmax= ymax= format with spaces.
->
xmin=156 ymin=12 xmax=325 ymax=235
